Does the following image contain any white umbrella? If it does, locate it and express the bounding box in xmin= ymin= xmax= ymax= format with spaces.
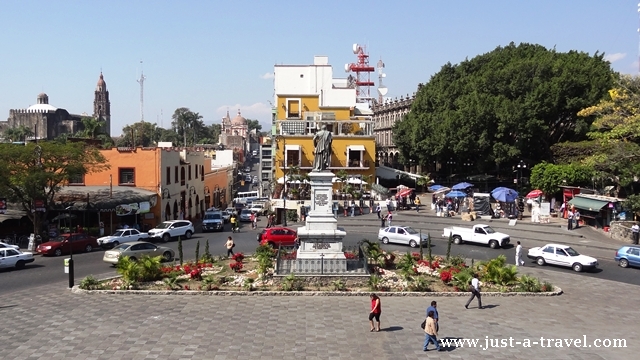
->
xmin=433 ymin=187 xmax=451 ymax=195
xmin=332 ymin=177 xmax=343 ymax=183
xmin=277 ymin=176 xmax=309 ymax=184
xmin=347 ymin=177 xmax=367 ymax=185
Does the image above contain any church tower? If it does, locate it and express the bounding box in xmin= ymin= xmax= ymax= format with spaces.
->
xmin=93 ymin=72 xmax=111 ymax=136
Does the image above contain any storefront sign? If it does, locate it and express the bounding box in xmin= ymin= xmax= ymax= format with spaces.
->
xmin=34 ymin=199 xmax=46 ymax=212
xmin=0 ymin=198 xmax=6 ymax=214
xmin=137 ymin=201 xmax=150 ymax=214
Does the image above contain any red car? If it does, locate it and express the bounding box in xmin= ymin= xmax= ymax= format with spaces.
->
xmin=257 ymin=227 xmax=297 ymax=247
xmin=36 ymin=233 xmax=98 ymax=256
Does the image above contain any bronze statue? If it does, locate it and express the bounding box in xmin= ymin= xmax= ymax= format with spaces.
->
xmin=312 ymin=125 xmax=332 ymax=171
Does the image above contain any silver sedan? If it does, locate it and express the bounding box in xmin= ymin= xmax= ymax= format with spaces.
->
xmin=378 ymin=226 xmax=429 ymax=248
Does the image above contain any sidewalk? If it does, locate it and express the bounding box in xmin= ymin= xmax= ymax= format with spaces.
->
xmin=338 ymin=209 xmax=627 ymax=251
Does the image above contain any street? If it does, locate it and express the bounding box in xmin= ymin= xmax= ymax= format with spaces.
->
xmin=1 ymin=213 xmax=638 ymax=296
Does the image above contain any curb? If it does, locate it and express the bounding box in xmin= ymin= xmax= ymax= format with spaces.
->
xmin=71 ymin=285 xmax=562 ymax=297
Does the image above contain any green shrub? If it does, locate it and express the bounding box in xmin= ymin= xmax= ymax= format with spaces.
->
xmin=255 ymin=244 xmax=275 ymax=277
xmin=163 ymin=273 xmax=186 ymax=290
xmin=138 ymin=255 xmax=163 ymax=282
xmin=200 ymin=275 xmax=217 ymax=291
xmin=116 ymin=256 xmax=142 ymax=284
xmin=517 ymin=274 xmax=541 ymax=292
xmin=195 ymin=240 xmax=200 ymax=264
xmin=201 ymin=240 xmax=214 ymax=263
xmin=396 ymin=252 xmax=417 ymax=276
xmin=407 ymin=276 xmax=431 ymax=292
xmin=281 ymin=274 xmax=304 ymax=291
xmin=451 ymin=267 xmax=474 ymax=291
xmin=243 ymin=278 xmax=255 ymax=291
xmin=447 ymin=255 xmax=466 ymax=267
xmin=331 ymin=279 xmax=347 ymax=291
xmin=541 ymin=281 xmax=554 ymax=292
xmin=178 ymin=236 xmax=184 ymax=265
xmin=368 ymin=275 xmax=382 ymax=291
xmin=79 ymin=275 xmax=102 ymax=290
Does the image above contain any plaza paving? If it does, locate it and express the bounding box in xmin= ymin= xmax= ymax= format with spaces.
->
xmin=1 ymin=262 xmax=638 ymax=359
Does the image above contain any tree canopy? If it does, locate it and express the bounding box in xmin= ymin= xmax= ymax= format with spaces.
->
xmin=0 ymin=142 xmax=109 ymax=235
xmin=2 ymin=125 xmax=34 ymax=142
xmin=394 ymin=42 xmax=614 ymax=174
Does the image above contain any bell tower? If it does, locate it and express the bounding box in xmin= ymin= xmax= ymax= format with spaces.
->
xmin=93 ymin=72 xmax=111 ymax=136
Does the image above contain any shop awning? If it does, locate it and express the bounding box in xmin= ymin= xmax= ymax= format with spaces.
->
xmin=348 ymin=145 xmax=366 ymax=151
xmin=568 ymin=196 xmax=609 ymax=212
xmin=285 ymin=144 xmax=300 ymax=150
xmin=55 ymin=186 xmax=158 ymax=211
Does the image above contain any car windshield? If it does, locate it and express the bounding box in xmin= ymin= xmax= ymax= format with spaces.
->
xmin=404 ymin=227 xmax=418 ymax=234
xmin=112 ymin=231 xmax=125 ymax=237
xmin=241 ymin=210 xmax=252 ymax=215
xmin=483 ymin=226 xmax=496 ymax=234
xmin=204 ymin=213 xmax=221 ymax=220
xmin=155 ymin=222 xmax=172 ymax=229
xmin=113 ymin=244 xmax=131 ymax=251
xmin=565 ymin=247 xmax=580 ymax=256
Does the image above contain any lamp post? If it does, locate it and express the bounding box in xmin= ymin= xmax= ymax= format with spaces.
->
xmin=517 ymin=160 xmax=527 ymax=191
xmin=275 ymin=135 xmax=287 ymax=226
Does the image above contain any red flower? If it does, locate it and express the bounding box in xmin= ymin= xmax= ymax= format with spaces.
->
xmin=184 ymin=285 xmax=190 ymax=290
xmin=453 ymin=286 xmax=460 ymax=292
xmin=417 ymin=260 xmax=430 ymax=267
xmin=189 ymin=269 xmax=202 ymax=280
xmin=229 ymin=262 xmax=243 ymax=272
xmin=440 ymin=270 xmax=452 ymax=283
xmin=411 ymin=252 xmax=421 ymax=260
xmin=343 ymin=252 xmax=357 ymax=259
xmin=232 ymin=253 xmax=245 ymax=262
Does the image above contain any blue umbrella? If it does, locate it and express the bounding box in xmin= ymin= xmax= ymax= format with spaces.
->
xmin=491 ymin=187 xmax=518 ymax=203
xmin=452 ymin=182 xmax=474 ymax=190
xmin=445 ymin=190 xmax=467 ymax=198
xmin=429 ymin=185 xmax=444 ymax=191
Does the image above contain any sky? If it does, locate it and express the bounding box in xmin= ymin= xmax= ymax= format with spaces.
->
xmin=0 ymin=0 xmax=638 ymax=136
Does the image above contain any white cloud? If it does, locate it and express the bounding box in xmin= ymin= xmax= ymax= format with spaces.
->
xmin=216 ymin=102 xmax=272 ymax=129
xmin=605 ymin=53 xmax=626 ymax=63
xmin=259 ymin=72 xmax=274 ymax=80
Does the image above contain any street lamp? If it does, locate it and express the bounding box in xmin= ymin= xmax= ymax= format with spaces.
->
xmin=275 ymin=135 xmax=287 ymax=226
xmin=517 ymin=160 xmax=527 ymax=191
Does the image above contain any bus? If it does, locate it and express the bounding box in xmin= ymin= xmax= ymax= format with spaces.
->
xmin=233 ymin=191 xmax=259 ymax=204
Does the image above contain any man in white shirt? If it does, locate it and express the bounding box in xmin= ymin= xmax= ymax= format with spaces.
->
xmin=567 ymin=209 xmax=574 ymax=230
xmin=515 ymin=241 xmax=525 ymax=266
xmin=385 ymin=198 xmax=391 ymax=212
xmin=632 ymin=223 xmax=639 ymax=245
xmin=465 ymin=273 xmax=483 ymax=309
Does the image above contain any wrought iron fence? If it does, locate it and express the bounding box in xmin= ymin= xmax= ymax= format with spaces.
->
xmin=274 ymin=244 xmax=368 ymax=275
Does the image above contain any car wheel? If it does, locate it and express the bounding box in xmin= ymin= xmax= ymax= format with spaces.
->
xmin=85 ymin=244 xmax=93 ymax=253
xmin=489 ymin=240 xmax=498 ymax=249
xmin=409 ymin=240 xmax=417 ymax=248
xmin=536 ymin=257 xmax=546 ymax=266
xmin=162 ymin=251 xmax=172 ymax=262
xmin=382 ymin=237 xmax=389 ymax=244
xmin=619 ymin=258 xmax=629 ymax=268
xmin=452 ymin=236 xmax=462 ymax=245
xmin=15 ymin=260 xmax=25 ymax=269
xmin=162 ymin=234 xmax=170 ymax=243
xmin=54 ymin=248 xmax=63 ymax=257
xmin=572 ymin=263 xmax=583 ymax=272
xmin=185 ymin=231 xmax=193 ymax=239
xmin=112 ymin=241 xmax=119 ymax=247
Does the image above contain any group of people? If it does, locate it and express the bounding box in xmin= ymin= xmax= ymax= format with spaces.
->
xmin=559 ymin=202 xmax=582 ymax=230
xmin=368 ymin=277 xmax=487 ymax=352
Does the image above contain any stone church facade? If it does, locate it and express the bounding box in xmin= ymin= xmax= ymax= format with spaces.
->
xmin=0 ymin=73 xmax=111 ymax=140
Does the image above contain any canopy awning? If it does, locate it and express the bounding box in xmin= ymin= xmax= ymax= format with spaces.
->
xmin=568 ymin=196 xmax=609 ymax=212
xmin=347 ymin=145 xmax=366 ymax=151
xmin=55 ymin=186 xmax=158 ymax=211
xmin=285 ymin=144 xmax=300 ymax=150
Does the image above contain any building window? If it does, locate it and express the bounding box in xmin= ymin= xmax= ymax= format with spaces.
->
xmin=188 ymin=165 xmax=192 ymax=180
xmin=287 ymin=99 xmax=300 ymax=119
xmin=166 ymin=167 xmax=171 ymax=185
xmin=181 ymin=167 xmax=186 ymax=186
xmin=68 ymin=173 xmax=84 ymax=185
xmin=261 ymin=172 xmax=270 ymax=180
xmin=195 ymin=164 xmax=198 ymax=178
xmin=347 ymin=147 xmax=364 ymax=168
xmin=201 ymin=165 xmax=204 ymax=181
xmin=174 ymin=166 xmax=178 ymax=183
xmin=285 ymin=149 xmax=300 ymax=167
xmin=119 ymin=168 xmax=135 ymax=185
xmin=261 ymin=160 xmax=271 ymax=169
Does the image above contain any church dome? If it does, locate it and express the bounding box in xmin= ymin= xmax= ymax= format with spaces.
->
xmin=231 ymin=110 xmax=246 ymax=126
xmin=96 ymin=72 xmax=107 ymax=91
xmin=28 ymin=93 xmax=56 ymax=111
xmin=37 ymin=92 xmax=48 ymax=99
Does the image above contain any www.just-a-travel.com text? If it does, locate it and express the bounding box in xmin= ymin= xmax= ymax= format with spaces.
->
xmin=440 ymin=336 xmax=627 ymax=351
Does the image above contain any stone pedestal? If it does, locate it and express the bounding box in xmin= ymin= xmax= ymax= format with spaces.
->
xmin=296 ymin=171 xmax=346 ymax=267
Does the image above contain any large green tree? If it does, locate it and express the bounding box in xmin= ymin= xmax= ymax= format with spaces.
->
xmin=0 ymin=142 xmax=109 ymax=236
xmin=529 ymin=162 xmax=595 ymax=195
xmin=394 ymin=42 xmax=614 ymax=174
xmin=2 ymin=125 xmax=34 ymax=142
xmin=246 ymin=119 xmax=262 ymax=133
xmin=171 ymin=108 xmax=206 ymax=146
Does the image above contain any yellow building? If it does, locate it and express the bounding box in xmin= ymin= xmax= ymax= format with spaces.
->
xmin=272 ymin=56 xmax=376 ymax=198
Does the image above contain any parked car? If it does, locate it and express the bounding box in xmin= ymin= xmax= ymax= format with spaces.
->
xmin=442 ymin=224 xmax=510 ymax=249
xmin=103 ymin=241 xmax=175 ymax=265
xmin=257 ymin=227 xmax=297 ymax=247
xmin=378 ymin=226 xmax=429 ymax=248
xmin=0 ymin=241 xmax=20 ymax=250
xmin=224 ymin=207 xmax=236 ymax=217
xmin=36 ymin=233 xmax=98 ymax=256
xmin=245 ymin=175 xmax=252 ymax=182
xmin=221 ymin=210 xmax=231 ymax=223
xmin=244 ymin=166 xmax=251 ymax=173
xmin=147 ymin=220 xmax=194 ymax=243
xmin=0 ymin=248 xmax=35 ymax=269
xmin=202 ymin=211 xmax=224 ymax=232
xmin=527 ymin=244 xmax=598 ymax=272
xmin=615 ymin=245 xmax=640 ymax=268
xmin=239 ymin=209 xmax=253 ymax=222
xmin=97 ymin=229 xmax=149 ymax=249
xmin=248 ymin=203 xmax=265 ymax=216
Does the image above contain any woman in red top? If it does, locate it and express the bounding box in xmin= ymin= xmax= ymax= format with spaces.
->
xmin=369 ymin=293 xmax=381 ymax=332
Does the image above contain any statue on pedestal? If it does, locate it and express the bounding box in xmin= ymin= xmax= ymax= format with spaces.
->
xmin=312 ymin=125 xmax=332 ymax=172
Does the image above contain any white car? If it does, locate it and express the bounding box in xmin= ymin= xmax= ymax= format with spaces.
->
xmin=0 ymin=241 xmax=20 ymax=250
xmin=378 ymin=226 xmax=429 ymax=248
xmin=249 ymin=204 xmax=265 ymax=216
xmin=97 ymin=229 xmax=149 ymax=249
xmin=0 ymin=248 xmax=35 ymax=269
xmin=442 ymin=224 xmax=510 ymax=249
xmin=527 ymin=243 xmax=598 ymax=272
xmin=148 ymin=220 xmax=195 ymax=243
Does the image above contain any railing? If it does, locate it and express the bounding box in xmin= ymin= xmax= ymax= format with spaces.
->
xmin=274 ymin=244 xmax=368 ymax=275
xmin=276 ymin=119 xmax=375 ymax=136
xmin=277 ymin=160 xmax=370 ymax=170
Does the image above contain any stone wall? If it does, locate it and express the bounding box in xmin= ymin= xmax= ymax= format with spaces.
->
xmin=272 ymin=274 xmax=370 ymax=288
xmin=609 ymin=221 xmax=638 ymax=243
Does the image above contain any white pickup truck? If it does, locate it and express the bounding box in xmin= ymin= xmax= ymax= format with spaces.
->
xmin=442 ymin=224 xmax=511 ymax=249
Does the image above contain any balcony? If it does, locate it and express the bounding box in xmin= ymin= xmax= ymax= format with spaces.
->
xmin=275 ymin=119 xmax=374 ymax=137
xmin=277 ymin=159 xmax=370 ymax=170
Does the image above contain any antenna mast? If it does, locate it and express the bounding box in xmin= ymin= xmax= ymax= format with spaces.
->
xmin=137 ymin=60 xmax=146 ymax=122
xmin=377 ymin=59 xmax=387 ymax=103
xmin=345 ymin=43 xmax=375 ymax=104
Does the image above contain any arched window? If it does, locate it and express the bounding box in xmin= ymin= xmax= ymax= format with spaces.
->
xmin=180 ymin=167 xmax=186 ymax=186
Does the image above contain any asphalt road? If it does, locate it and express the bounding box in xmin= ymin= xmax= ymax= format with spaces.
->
xmin=1 ymin=219 xmax=637 ymax=296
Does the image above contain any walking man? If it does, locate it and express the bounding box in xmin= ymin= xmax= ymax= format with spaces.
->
xmin=415 ymin=197 xmax=421 ymax=213
xmin=386 ymin=212 xmax=393 ymax=227
xmin=515 ymin=241 xmax=525 ymax=266
xmin=375 ymin=203 xmax=382 ymax=219
xmin=465 ymin=273 xmax=483 ymax=309
xmin=423 ymin=310 xmax=441 ymax=352
xmin=385 ymin=198 xmax=391 ymax=212
xmin=567 ymin=209 xmax=574 ymax=230
xmin=426 ymin=301 xmax=439 ymax=332
xmin=632 ymin=223 xmax=640 ymax=245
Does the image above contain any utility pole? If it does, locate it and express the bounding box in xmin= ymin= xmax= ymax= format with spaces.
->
xmin=137 ymin=60 xmax=146 ymax=122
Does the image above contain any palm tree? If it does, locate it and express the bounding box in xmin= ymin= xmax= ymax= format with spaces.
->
xmin=3 ymin=125 xmax=34 ymax=142
xmin=416 ymin=174 xmax=432 ymax=192
xmin=81 ymin=117 xmax=106 ymax=139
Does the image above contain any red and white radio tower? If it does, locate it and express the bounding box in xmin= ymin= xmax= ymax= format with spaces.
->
xmin=345 ymin=43 xmax=375 ymax=103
